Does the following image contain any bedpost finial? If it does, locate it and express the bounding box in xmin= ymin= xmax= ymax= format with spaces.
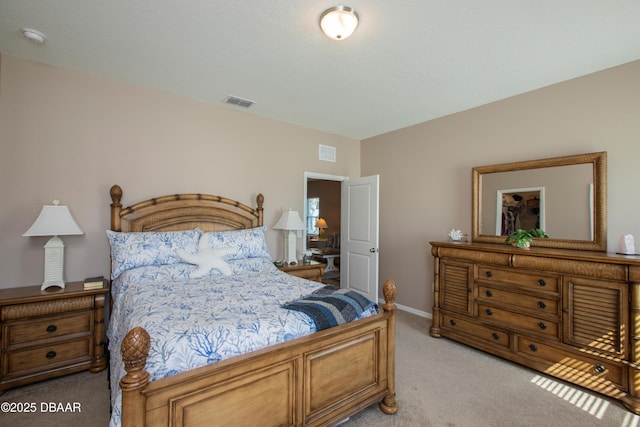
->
xmin=256 ymin=193 xmax=264 ymax=227
xmin=121 ymin=326 xmax=151 ymax=373
xmin=110 ymin=185 xmax=123 ymax=204
xmin=110 ymin=185 xmax=123 ymax=232
xmin=382 ymin=279 xmax=397 ymax=312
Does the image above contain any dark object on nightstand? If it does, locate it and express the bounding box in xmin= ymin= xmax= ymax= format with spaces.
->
xmin=83 ymin=276 xmax=105 ymax=290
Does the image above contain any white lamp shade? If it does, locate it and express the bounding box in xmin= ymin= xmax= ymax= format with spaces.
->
xmin=23 ymin=203 xmax=84 ymax=236
xmin=273 ymin=210 xmax=305 ymax=231
xmin=320 ymin=6 xmax=359 ymax=40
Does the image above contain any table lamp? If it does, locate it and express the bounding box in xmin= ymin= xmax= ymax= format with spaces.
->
xmin=274 ymin=209 xmax=305 ymax=265
xmin=315 ymin=217 xmax=328 ymax=239
xmin=23 ymin=200 xmax=84 ymax=290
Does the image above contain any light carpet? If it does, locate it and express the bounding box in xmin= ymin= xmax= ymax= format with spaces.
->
xmin=2 ymin=310 xmax=638 ymax=426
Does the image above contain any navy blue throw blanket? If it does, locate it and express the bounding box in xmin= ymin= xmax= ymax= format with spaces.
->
xmin=283 ymin=286 xmax=378 ymax=331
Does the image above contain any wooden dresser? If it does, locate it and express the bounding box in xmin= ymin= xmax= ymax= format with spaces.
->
xmin=430 ymin=240 xmax=640 ymax=413
xmin=0 ymin=281 xmax=108 ymax=393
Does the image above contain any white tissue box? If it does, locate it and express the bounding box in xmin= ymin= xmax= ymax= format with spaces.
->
xmin=619 ymin=234 xmax=636 ymax=255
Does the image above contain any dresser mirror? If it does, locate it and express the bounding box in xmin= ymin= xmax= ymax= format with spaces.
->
xmin=472 ymin=151 xmax=607 ymax=251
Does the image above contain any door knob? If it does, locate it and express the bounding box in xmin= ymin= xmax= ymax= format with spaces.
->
xmin=370 ymin=248 xmax=378 ymax=253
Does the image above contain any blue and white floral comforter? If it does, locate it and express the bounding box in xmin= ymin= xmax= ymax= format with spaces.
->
xmin=107 ymin=262 xmax=377 ymax=427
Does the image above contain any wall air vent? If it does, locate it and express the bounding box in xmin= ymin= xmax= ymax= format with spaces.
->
xmin=319 ymin=144 xmax=336 ymax=162
xmin=224 ymin=95 xmax=255 ymax=108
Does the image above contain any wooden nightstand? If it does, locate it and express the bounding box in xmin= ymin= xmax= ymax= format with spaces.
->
xmin=0 ymin=280 xmax=109 ymax=394
xmin=277 ymin=261 xmax=326 ymax=283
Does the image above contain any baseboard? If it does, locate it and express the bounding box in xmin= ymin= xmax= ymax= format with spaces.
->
xmin=397 ymin=303 xmax=431 ymax=318
xmin=377 ymin=298 xmax=431 ymax=319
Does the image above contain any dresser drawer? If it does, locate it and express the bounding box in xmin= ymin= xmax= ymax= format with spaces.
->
xmin=477 ymin=285 xmax=559 ymax=316
xmin=477 ymin=266 xmax=559 ymax=294
xmin=478 ymin=304 xmax=559 ymax=340
xmin=3 ymin=337 xmax=93 ymax=377
xmin=4 ymin=311 xmax=93 ymax=348
xmin=442 ymin=314 xmax=510 ymax=348
xmin=516 ymin=336 xmax=626 ymax=391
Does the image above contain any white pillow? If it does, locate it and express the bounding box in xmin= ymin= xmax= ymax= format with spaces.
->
xmin=177 ymin=234 xmax=233 ymax=278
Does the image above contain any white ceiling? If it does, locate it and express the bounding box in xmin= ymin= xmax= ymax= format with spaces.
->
xmin=1 ymin=1 xmax=639 ymax=140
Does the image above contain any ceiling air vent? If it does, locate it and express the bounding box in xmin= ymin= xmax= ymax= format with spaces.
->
xmin=319 ymin=144 xmax=336 ymax=162
xmin=224 ymin=95 xmax=255 ymax=108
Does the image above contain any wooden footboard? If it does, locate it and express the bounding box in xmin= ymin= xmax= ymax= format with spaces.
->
xmin=119 ymin=279 xmax=398 ymax=427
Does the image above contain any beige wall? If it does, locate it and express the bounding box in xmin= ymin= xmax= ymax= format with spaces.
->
xmin=0 ymin=54 xmax=360 ymax=289
xmin=3 ymin=54 xmax=639 ymax=317
xmin=362 ymin=60 xmax=640 ymax=315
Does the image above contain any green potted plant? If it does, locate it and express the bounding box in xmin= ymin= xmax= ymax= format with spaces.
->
xmin=504 ymin=228 xmax=548 ymax=249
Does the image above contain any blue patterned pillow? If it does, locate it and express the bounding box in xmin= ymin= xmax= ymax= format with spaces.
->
xmin=107 ymin=229 xmax=202 ymax=279
xmin=204 ymin=226 xmax=271 ymax=260
xmin=228 ymin=257 xmax=278 ymax=274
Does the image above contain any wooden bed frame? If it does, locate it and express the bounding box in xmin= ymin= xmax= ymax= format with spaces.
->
xmin=109 ymin=185 xmax=398 ymax=427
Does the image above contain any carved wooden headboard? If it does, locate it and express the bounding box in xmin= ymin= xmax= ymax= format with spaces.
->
xmin=109 ymin=185 xmax=264 ymax=233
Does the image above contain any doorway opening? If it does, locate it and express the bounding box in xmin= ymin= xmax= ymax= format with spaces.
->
xmin=304 ymin=172 xmax=346 ymax=286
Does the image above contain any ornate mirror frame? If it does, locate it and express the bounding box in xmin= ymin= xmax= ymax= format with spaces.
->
xmin=472 ymin=152 xmax=607 ymax=251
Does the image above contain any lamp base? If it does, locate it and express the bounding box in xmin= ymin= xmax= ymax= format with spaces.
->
xmin=41 ymin=280 xmax=65 ymax=291
xmin=41 ymin=236 xmax=66 ymax=291
xmin=282 ymin=230 xmax=298 ymax=265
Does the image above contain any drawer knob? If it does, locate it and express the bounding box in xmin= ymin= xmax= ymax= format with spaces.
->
xmin=485 ymin=271 xmax=493 ymax=278
xmin=537 ymin=279 xmax=546 ymax=286
xmin=46 ymin=324 xmax=57 ymax=333
xmin=491 ymin=332 xmax=500 ymax=340
xmin=485 ymin=290 xmax=493 ymax=297
xmin=449 ymin=319 xmax=457 ymax=326
xmin=537 ymin=301 xmax=546 ymax=309
xmin=529 ymin=344 xmax=538 ymax=352
xmin=538 ymin=322 xmax=547 ymax=330
xmin=485 ymin=309 xmax=493 ymax=316
xmin=45 ymin=351 xmax=57 ymax=359
xmin=594 ymin=364 xmax=606 ymax=374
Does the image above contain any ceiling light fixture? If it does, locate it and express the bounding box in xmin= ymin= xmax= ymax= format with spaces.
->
xmin=21 ymin=28 xmax=47 ymax=44
xmin=320 ymin=6 xmax=359 ymax=40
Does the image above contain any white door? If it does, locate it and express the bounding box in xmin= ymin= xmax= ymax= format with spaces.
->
xmin=341 ymin=175 xmax=379 ymax=302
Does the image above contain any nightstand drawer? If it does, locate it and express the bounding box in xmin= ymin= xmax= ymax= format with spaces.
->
xmin=0 ymin=281 xmax=109 ymax=393
xmin=289 ymin=268 xmax=323 ymax=281
xmin=4 ymin=311 xmax=93 ymax=348
xmin=1 ymin=296 xmax=95 ymax=321
xmin=277 ymin=261 xmax=326 ymax=283
xmin=4 ymin=337 xmax=93 ymax=376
